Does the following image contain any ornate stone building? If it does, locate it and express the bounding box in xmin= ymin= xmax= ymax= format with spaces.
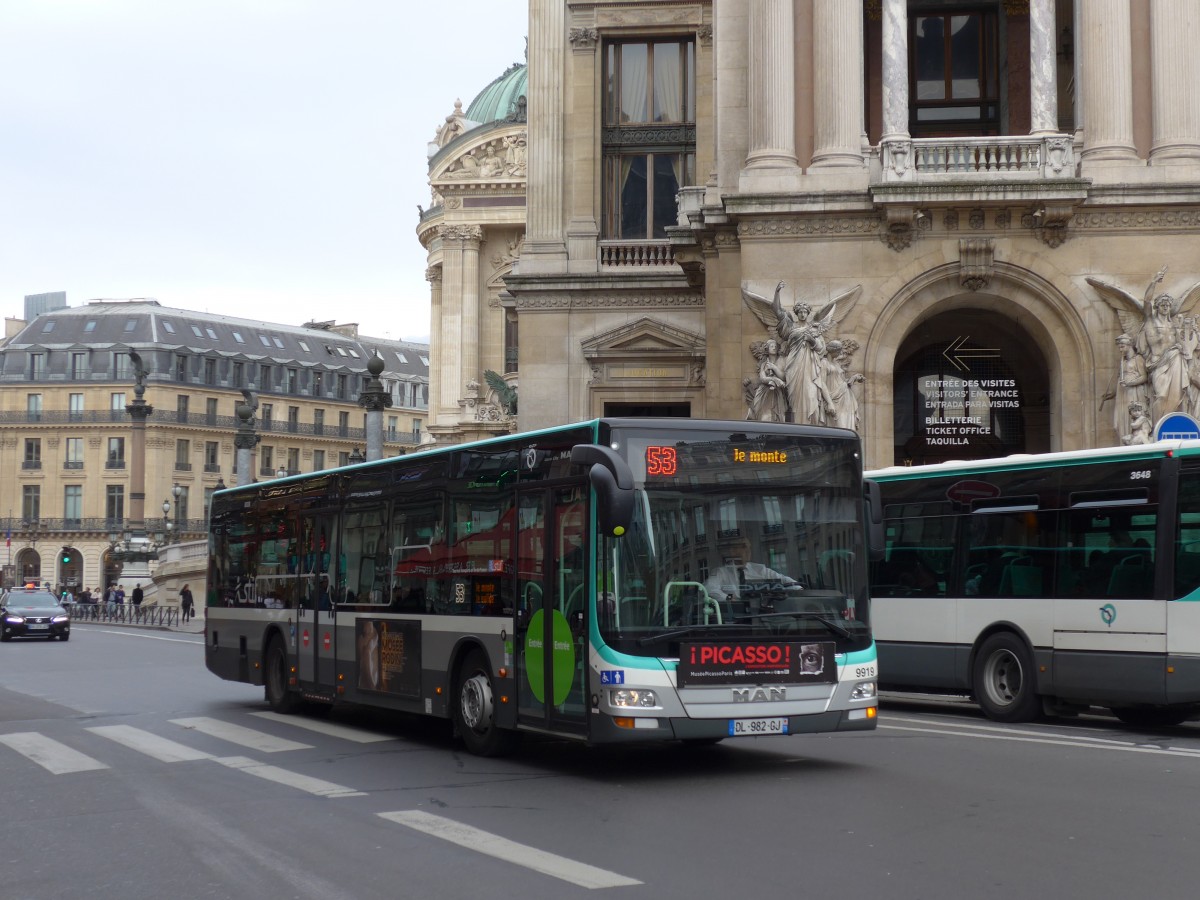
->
xmin=426 ymin=0 xmax=1200 ymax=468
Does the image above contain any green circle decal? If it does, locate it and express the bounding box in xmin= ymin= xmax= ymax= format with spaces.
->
xmin=524 ymin=608 xmax=576 ymax=705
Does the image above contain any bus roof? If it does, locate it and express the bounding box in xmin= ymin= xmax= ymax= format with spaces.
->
xmin=867 ymin=439 xmax=1200 ymax=480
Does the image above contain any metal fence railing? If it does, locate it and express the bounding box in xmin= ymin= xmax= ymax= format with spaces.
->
xmin=64 ymin=602 xmax=181 ymax=628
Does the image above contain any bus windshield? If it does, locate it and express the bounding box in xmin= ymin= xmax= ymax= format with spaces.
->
xmin=596 ymin=428 xmax=870 ymax=656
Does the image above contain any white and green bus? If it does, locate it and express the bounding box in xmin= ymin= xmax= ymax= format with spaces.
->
xmin=205 ymin=418 xmax=880 ymax=755
xmin=868 ymin=442 xmax=1200 ymax=726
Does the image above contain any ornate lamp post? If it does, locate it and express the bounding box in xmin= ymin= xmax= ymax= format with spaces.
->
xmin=357 ymin=352 xmax=392 ymax=462
xmin=114 ymin=351 xmax=158 ymax=581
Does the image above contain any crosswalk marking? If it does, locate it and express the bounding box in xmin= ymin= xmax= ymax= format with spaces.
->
xmin=214 ymin=755 xmax=365 ymax=798
xmin=87 ymin=725 xmax=213 ymax=762
xmin=249 ymin=711 xmax=395 ymax=743
xmin=379 ymin=811 xmax=643 ymax=889
xmin=0 ymin=732 xmax=109 ymax=774
xmin=170 ymin=717 xmax=313 ymax=753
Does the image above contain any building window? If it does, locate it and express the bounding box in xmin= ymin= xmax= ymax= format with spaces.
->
xmin=176 ymin=439 xmax=191 ymax=471
xmin=106 ymin=485 xmax=125 ymax=527
xmin=285 ymin=368 xmax=298 ymax=393
xmin=286 ymin=447 xmax=300 ymax=474
xmin=26 ymin=394 xmax=43 ymax=423
xmin=174 ymin=486 xmax=189 ymax=523
xmin=260 ymin=445 xmax=275 ymax=476
xmin=29 ymin=353 xmax=46 ymax=380
xmin=176 ymin=354 xmax=188 ymax=381
xmin=287 ymin=406 xmax=299 ymax=433
xmin=337 ymin=374 xmax=348 ymax=400
xmin=602 ymin=38 xmax=696 ymax=239
xmin=65 ymin=438 xmax=84 ymax=470
xmin=313 ymin=408 xmax=325 ymax=435
xmin=69 ymin=393 xmax=84 ymax=421
xmin=64 ymin=485 xmax=83 ymax=525
xmin=206 ymin=397 xmax=218 ymax=423
xmin=910 ymin=10 xmax=1000 ymax=137
xmin=22 ymin=485 xmax=41 ymax=521
xmin=108 ymin=437 xmax=126 ymax=469
xmin=114 ymin=352 xmax=134 ymax=380
xmin=161 ymin=320 xmax=175 ymax=334
xmin=24 ymin=438 xmax=41 ymax=470
xmin=260 ymin=364 xmax=272 ymax=389
xmin=204 ymin=357 xmax=216 ymax=385
xmin=338 ymin=451 xmax=350 ymax=467
xmin=313 ymin=449 xmax=325 ymax=471
xmin=205 ymin=441 xmax=220 ymax=472
xmin=313 ymin=371 xmax=324 ymax=395
xmin=177 ymin=394 xmax=189 ymax=423
xmin=413 ymin=419 xmax=422 ymax=441
xmin=338 ymin=410 xmax=350 ymax=436
xmin=387 ymin=415 xmax=399 ymax=440
xmin=232 ymin=362 xmax=244 ymax=386
xmin=70 ymin=351 xmax=88 ymax=379
xmin=262 ymin=403 xmax=273 ymax=429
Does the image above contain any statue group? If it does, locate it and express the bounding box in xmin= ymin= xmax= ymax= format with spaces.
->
xmin=1090 ymin=267 xmax=1200 ymax=445
xmin=741 ymin=282 xmax=864 ymax=430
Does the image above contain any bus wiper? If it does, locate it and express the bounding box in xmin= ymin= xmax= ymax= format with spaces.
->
xmin=729 ymin=611 xmax=853 ymax=639
xmin=638 ymin=624 xmax=723 ymax=646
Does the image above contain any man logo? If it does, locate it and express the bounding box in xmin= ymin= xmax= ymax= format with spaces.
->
xmin=732 ymin=688 xmax=786 ymax=703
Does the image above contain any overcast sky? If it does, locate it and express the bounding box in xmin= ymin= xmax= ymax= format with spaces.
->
xmin=0 ymin=1 xmax=529 ymax=343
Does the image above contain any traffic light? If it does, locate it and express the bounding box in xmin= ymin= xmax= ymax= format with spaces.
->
xmin=61 ymin=548 xmax=71 ymax=564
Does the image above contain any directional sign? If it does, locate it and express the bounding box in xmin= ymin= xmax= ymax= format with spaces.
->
xmin=1154 ymin=412 xmax=1200 ymax=441
xmin=943 ymin=335 xmax=1001 ymax=372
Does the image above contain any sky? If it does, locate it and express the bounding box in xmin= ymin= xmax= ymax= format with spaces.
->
xmin=0 ymin=1 xmax=529 ymax=343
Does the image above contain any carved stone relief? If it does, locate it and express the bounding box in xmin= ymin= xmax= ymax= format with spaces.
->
xmin=741 ymin=282 xmax=864 ymax=430
xmin=959 ymin=239 xmax=995 ymax=292
xmin=439 ymin=132 xmax=527 ymax=181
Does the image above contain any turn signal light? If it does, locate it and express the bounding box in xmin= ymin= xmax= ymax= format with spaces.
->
xmin=613 ymin=717 xmax=635 ymax=729
xmin=867 ymin=707 xmax=877 ymax=719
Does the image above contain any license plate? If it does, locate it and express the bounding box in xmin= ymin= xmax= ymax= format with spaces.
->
xmin=728 ymin=717 xmax=789 ymax=737
xmin=28 ymin=624 xmax=49 ymax=631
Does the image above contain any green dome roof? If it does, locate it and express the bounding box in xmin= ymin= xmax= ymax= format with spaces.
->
xmin=465 ymin=63 xmax=527 ymax=123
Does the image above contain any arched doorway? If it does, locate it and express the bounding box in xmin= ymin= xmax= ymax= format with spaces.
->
xmin=893 ymin=309 xmax=1051 ymax=465
xmin=16 ymin=548 xmax=42 ymax=588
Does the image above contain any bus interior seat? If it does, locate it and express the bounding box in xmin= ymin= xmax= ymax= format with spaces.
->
xmin=998 ymin=557 xmax=1043 ymax=597
xmin=1108 ymin=554 xmax=1148 ymax=598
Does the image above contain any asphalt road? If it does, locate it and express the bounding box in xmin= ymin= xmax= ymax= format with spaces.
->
xmin=1 ymin=623 xmax=1198 ymax=900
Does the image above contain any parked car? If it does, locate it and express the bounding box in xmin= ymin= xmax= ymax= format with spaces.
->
xmin=1 ymin=586 xmax=71 ymax=642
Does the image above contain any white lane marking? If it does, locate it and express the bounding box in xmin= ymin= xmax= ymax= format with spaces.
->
xmin=0 ymin=732 xmax=109 ymax=774
xmin=213 ymin=755 xmax=365 ymax=798
xmin=380 ymin=810 xmax=642 ymax=890
xmin=249 ymin=711 xmax=395 ymax=743
xmin=87 ymin=725 xmax=213 ymax=762
xmin=880 ymin=723 xmax=1200 ymax=758
xmin=87 ymin=629 xmax=201 ymax=644
xmin=170 ymin=717 xmax=312 ymax=753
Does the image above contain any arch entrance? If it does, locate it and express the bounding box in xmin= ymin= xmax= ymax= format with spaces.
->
xmin=893 ymin=309 xmax=1051 ymax=466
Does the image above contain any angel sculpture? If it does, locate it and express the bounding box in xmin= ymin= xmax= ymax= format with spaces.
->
xmin=1088 ymin=267 xmax=1200 ymax=428
xmin=824 ymin=339 xmax=866 ymax=432
xmin=483 ymin=369 xmax=517 ymax=417
xmin=128 ymin=350 xmax=149 ymax=397
xmin=741 ymin=281 xmax=862 ymax=426
xmin=746 ymin=340 xmax=788 ymax=422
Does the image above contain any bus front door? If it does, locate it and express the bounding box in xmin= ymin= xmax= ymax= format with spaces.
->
xmin=515 ymin=487 xmax=588 ymax=737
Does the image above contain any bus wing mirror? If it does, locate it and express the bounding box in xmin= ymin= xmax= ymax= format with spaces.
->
xmin=864 ymin=478 xmax=885 ymax=562
xmin=571 ymin=444 xmax=634 ymax=538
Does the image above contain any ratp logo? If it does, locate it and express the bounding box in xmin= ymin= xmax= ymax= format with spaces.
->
xmin=1099 ymin=603 xmax=1117 ymax=627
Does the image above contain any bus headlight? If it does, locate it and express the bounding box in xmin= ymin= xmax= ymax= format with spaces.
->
xmin=610 ymin=689 xmax=658 ymax=708
xmin=850 ymin=681 xmax=877 ymax=700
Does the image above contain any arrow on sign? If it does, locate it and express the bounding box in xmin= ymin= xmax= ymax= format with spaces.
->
xmin=943 ymin=335 xmax=1000 ymax=372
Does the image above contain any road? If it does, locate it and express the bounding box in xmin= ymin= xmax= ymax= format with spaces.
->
xmin=1 ymin=624 xmax=1198 ymax=899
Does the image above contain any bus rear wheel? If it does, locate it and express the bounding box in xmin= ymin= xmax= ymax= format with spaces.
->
xmin=973 ymin=633 xmax=1040 ymax=722
xmin=454 ymin=650 xmax=518 ymax=757
xmin=264 ymin=636 xmax=300 ymax=714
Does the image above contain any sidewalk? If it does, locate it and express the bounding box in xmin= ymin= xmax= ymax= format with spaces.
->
xmin=65 ymin=604 xmax=206 ymax=635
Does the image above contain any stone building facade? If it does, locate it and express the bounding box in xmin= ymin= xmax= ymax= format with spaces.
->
xmin=425 ymin=0 xmax=1200 ymax=469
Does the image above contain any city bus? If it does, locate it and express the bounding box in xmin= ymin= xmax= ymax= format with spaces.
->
xmin=868 ymin=442 xmax=1200 ymax=726
xmin=205 ymin=418 xmax=880 ymax=755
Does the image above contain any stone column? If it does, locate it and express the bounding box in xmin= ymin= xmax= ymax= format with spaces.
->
xmin=566 ymin=27 xmax=600 ymax=271
xmin=1150 ymin=0 xmax=1200 ymax=163
xmin=880 ymin=0 xmax=909 ymax=142
xmin=1080 ymin=0 xmax=1138 ymax=162
xmin=425 ymin=266 xmax=442 ymax=423
xmin=1029 ymin=0 xmax=1058 ymax=135
xmin=810 ymin=0 xmax=865 ymax=167
xmin=458 ymin=226 xmax=483 ymax=414
xmin=521 ymin=0 xmax=567 ymax=269
xmin=437 ymin=226 xmax=464 ymax=425
xmin=745 ymin=0 xmax=798 ymax=169
xmin=357 ymin=354 xmax=392 ymax=462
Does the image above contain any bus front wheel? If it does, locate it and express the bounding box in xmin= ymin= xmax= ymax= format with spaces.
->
xmin=973 ymin=633 xmax=1040 ymax=722
xmin=454 ymin=650 xmax=518 ymax=757
xmin=265 ymin=636 xmax=300 ymax=714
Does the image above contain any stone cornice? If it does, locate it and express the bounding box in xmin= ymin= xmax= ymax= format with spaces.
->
xmin=513 ymin=292 xmax=703 ymax=311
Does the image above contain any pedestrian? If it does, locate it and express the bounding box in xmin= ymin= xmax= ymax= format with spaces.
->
xmin=105 ymin=583 xmax=117 ymax=613
xmin=115 ymin=585 xmax=125 ymax=605
xmin=180 ymin=583 xmax=194 ymax=623
xmin=131 ymin=583 xmax=144 ymax=607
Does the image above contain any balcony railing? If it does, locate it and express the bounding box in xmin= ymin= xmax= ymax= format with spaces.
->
xmin=0 ymin=517 xmax=208 ymax=537
xmin=879 ymin=134 xmax=1076 ymax=183
xmin=599 ymin=240 xmax=677 ymax=268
